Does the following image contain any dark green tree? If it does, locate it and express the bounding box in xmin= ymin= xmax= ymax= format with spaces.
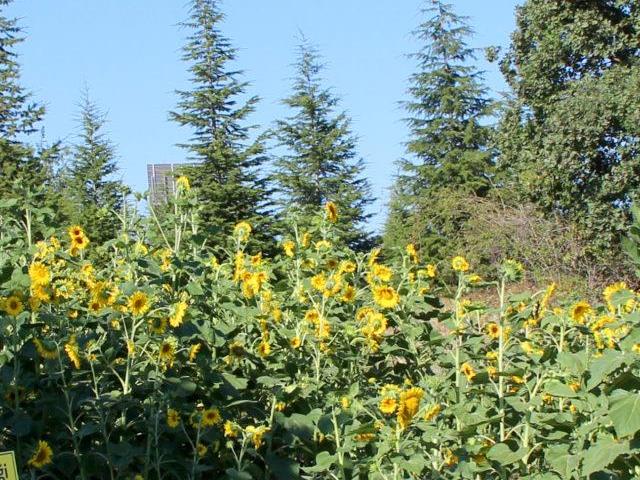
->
xmin=170 ymin=0 xmax=273 ymax=247
xmin=273 ymin=41 xmax=374 ymax=250
xmin=496 ymin=0 xmax=640 ymax=259
xmin=65 ymin=92 xmax=127 ymax=245
xmin=384 ymin=0 xmax=494 ymax=258
xmin=0 ymin=0 xmax=48 ymax=196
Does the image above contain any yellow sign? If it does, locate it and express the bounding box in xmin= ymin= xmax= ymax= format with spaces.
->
xmin=0 ymin=451 xmax=18 ymax=480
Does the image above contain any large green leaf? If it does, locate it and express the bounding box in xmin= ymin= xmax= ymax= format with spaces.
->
xmin=586 ymin=350 xmax=626 ymax=391
xmin=486 ymin=443 xmax=526 ymax=466
xmin=581 ymin=437 xmax=630 ymax=476
xmin=609 ymin=390 xmax=640 ymax=438
xmin=545 ymin=444 xmax=579 ymax=479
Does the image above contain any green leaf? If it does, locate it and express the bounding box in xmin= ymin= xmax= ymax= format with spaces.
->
xmin=582 ymin=437 xmax=630 ymax=476
xmin=304 ymin=451 xmax=336 ymax=473
xmin=586 ymin=350 xmax=626 ymax=391
xmin=486 ymin=443 xmax=526 ymax=465
xmin=225 ymin=468 xmax=252 ymax=480
xmin=222 ymin=372 xmax=248 ymax=390
xmin=544 ymin=380 xmax=577 ymax=398
xmin=545 ymin=444 xmax=579 ymax=479
xmin=609 ymin=390 xmax=640 ymax=438
xmin=265 ymin=453 xmax=300 ymax=479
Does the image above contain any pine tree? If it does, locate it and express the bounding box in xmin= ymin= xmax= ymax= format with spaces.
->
xmin=496 ymin=0 xmax=640 ymax=259
xmin=170 ymin=0 xmax=273 ymax=247
xmin=0 ymin=0 xmax=47 ymax=196
xmin=273 ymin=41 xmax=374 ymax=250
xmin=66 ymin=92 xmax=127 ymax=245
xmin=384 ymin=0 xmax=494 ymax=258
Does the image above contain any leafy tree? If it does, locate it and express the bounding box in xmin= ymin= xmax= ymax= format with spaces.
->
xmin=170 ymin=0 xmax=273 ymax=248
xmin=65 ymin=92 xmax=127 ymax=245
xmin=384 ymin=0 xmax=494 ymax=258
xmin=273 ymin=40 xmax=374 ymax=250
xmin=497 ymin=0 xmax=640 ymax=257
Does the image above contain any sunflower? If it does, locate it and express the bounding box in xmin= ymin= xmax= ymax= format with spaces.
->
xmin=290 ymin=336 xmax=302 ymax=349
xmin=451 ymin=256 xmax=470 ymax=272
xmin=569 ymin=301 xmax=592 ymax=325
xmin=461 ymin=362 xmax=476 ymax=382
xmin=341 ymin=285 xmax=356 ymax=303
xmin=3 ymin=295 xmax=24 ymax=316
xmin=29 ymin=262 xmax=51 ymax=287
xmin=158 ymin=340 xmax=176 ymax=367
xmin=311 ymin=273 xmax=327 ymax=292
xmin=28 ymin=440 xmax=53 ymax=468
xmin=258 ymin=340 xmax=271 ymax=357
xmin=603 ymin=282 xmax=628 ymax=312
xmin=282 ymin=240 xmax=295 ymax=257
xmin=188 ymin=343 xmax=202 ymax=362
xmin=245 ymin=425 xmax=270 ymax=449
xmin=196 ymin=443 xmax=208 ymax=458
xmin=485 ymin=322 xmax=500 ymax=339
xmin=397 ymin=387 xmax=424 ymax=429
xmin=176 ymin=175 xmax=190 ymax=191
xmin=71 ymin=233 xmax=89 ymax=251
xmin=324 ymin=201 xmax=338 ymax=222
xmin=224 ymin=420 xmax=239 ymax=438
xmin=371 ymin=264 xmax=393 ymax=283
xmin=169 ymin=300 xmax=188 ymax=328
xmin=423 ymin=403 xmax=441 ymax=422
xmin=167 ymin=408 xmax=180 ymax=428
xmin=33 ymin=338 xmax=58 ymax=360
xmin=372 ymin=285 xmax=399 ymax=309
xmin=379 ymin=397 xmax=397 ymax=415
xmin=128 ymin=291 xmax=150 ymax=316
xmin=64 ymin=337 xmax=81 ymax=369
xmin=233 ymin=221 xmax=252 ymax=242
xmin=406 ymin=243 xmax=419 ymax=263
xmin=149 ymin=317 xmax=168 ymax=335
xmin=201 ymin=407 xmax=221 ymax=427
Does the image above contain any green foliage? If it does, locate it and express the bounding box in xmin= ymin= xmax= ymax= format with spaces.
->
xmin=622 ymin=203 xmax=640 ymax=278
xmin=170 ymin=0 xmax=274 ymax=249
xmin=496 ymin=0 xmax=640 ymax=258
xmin=272 ymin=40 xmax=374 ymax=251
xmin=385 ymin=0 xmax=495 ymax=258
xmin=64 ymin=92 xmax=128 ymax=246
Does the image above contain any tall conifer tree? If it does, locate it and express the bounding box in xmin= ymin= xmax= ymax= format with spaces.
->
xmin=384 ymin=0 xmax=494 ymax=258
xmin=0 ymin=0 xmax=49 ymax=196
xmin=273 ymin=41 xmax=374 ymax=250
xmin=170 ymin=0 xmax=272 ymax=245
xmin=66 ymin=92 xmax=127 ymax=244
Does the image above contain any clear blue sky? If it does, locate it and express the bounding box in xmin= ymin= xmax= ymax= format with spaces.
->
xmin=7 ymin=0 xmax=521 ymax=231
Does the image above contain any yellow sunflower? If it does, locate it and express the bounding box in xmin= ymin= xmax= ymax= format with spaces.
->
xmin=397 ymin=387 xmax=424 ymax=429
xmin=379 ymin=397 xmax=397 ymax=415
xmin=128 ymin=291 xmax=150 ymax=316
xmin=451 ymin=256 xmax=470 ymax=272
xmin=3 ymin=295 xmax=24 ymax=316
xmin=372 ymin=285 xmax=400 ymax=309
xmin=201 ymin=407 xmax=221 ymax=427
xmin=569 ymin=301 xmax=592 ymax=325
xmin=29 ymin=262 xmax=51 ymax=287
xmin=167 ymin=408 xmax=180 ymax=428
xmin=325 ymin=201 xmax=338 ymax=222
xmin=28 ymin=440 xmax=53 ymax=468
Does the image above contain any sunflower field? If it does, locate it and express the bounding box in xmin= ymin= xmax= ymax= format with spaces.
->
xmin=2 ymin=184 xmax=640 ymax=480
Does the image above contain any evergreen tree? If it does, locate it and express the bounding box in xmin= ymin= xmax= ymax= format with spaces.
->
xmin=384 ymin=0 xmax=494 ymax=258
xmin=66 ymin=92 xmax=127 ymax=245
xmin=0 ymin=0 xmax=47 ymax=196
xmin=497 ymin=0 xmax=640 ymax=258
xmin=170 ymin=0 xmax=273 ymax=246
xmin=273 ymin=41 xmax=374 ymax=250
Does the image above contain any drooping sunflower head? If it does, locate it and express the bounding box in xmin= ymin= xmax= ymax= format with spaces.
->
xmin=324 ymin=201 xmax=338 ymax=223
xmin=28 ymin=440 xmax=54 ymax=469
